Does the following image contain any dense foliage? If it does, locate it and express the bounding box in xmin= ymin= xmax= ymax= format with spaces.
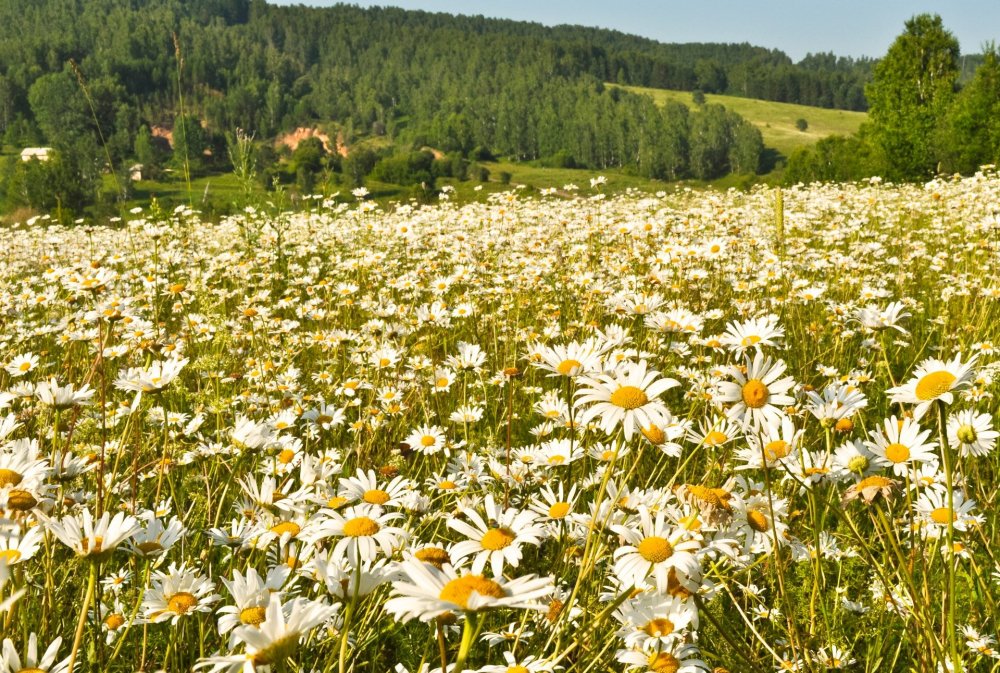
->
xmin=787 ymin=16 xmax=1000 ymax=183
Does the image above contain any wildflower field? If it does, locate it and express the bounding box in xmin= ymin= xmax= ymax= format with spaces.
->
xmin=2 ymin=174 xmax=1000 ymax=673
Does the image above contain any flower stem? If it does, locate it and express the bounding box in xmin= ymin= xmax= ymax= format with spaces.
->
xmin=453 ymin=612 xmax=479 ymax=673
xmin=67 ymin=561 xmax=98 ymax=673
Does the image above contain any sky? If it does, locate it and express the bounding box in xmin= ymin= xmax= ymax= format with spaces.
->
xmin=277 ymin=1 xmax=1000 ymax=61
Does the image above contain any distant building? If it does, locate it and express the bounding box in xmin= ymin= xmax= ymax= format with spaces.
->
xmin=20 ymin=147 xmax=52 ymax=162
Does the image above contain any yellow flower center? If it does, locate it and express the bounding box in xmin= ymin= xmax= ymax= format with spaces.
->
xmin=415 ymin=546 xmax=451 ymax=568
xmin=763 ymin=440 xmax=790 ymax=462
xmin=741 ymin=335 xmax=762 ymax=347
xmin=420 ymin=435 xmax=437 ymax=447
xmin=438 ymin=480 xmax=457 ymax=490
xmin=270 ymin=521 xmax=301 ymax=537
xmin=747 ymin=510 xmax=770 ymax=532
xmin=81 ymin=536 xmax=104 ymax=555
xmin=18 ymin=362 xmax=31 ymax=372
xmin=136 ymin=541 xmax=164 ymax=555
xmin=637 ymin=536 xmax=674 ymax=563
xmin=480 ymin=528 xmax=515 ymax=550
xmin=6 ymin=489 xmax=37 ymax=511
xmin=277 ymin=449 xmax=296 ymax=464
xmin=847 ymin=455 xmax=870 ymax=473
xmin=508 ymin=667 xmax=530 ymax=673
xmin=930 ymin=507 xmax=954 ymax=525
xmin=548 ymin=502 xmax=571 ymax=519
xmin=741 ymin=379 xmax=769 ymax=408
xmin=438 ymin=575 xmax=506 ymax=609
xmin=557 ymin=359 xmax=582 ymax=376
xmin=610 ymin=385 xmax=649 ymax=410
xmin=703 ymin=430 xmax=728 ymax=446
xmin=0 ymin=469 xmax=24 ymax=488
xmin=167 ymin=592 xmax=198 ymax=615
xmin=858 ymin=475 xmax=893 ymax=489
xmin=884 ymin=443 xmax=910 ymax=463
xmin=326 ymin=496 xmax=348 ymax=509
xmin=363 ymin=489 xmax=391 ymax=505
xmin=0 ymin=549 xmax=21 ymax=564
xmin=956 ymin=424 xmax=977 ymax=444
xmin=648 ymin=652 xmax=681 ymax=673
xmin=643 ymin=617 xmax=675 ymax=637
xmin=914 ymin=370 xmax=956 ymax=401
xmin=342 ymin=516 xmax=380 ymax=537
xmin=835 ymin=418 xmax=855 ymax=433
xmin=240 ymin=606 xmax=268 ymax=625
xmin=104 ymin=613 xmax=126 ymax=630
xmin=435 ymin=377 xmax=450 ymax=388
xmin=641 ymin=424 xmax=666 ymax=445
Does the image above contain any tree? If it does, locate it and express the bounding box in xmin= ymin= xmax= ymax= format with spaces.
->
xmin=795 ymin=118 xmax=808 ymax=132
xmin=865 ymin=14 xmax=960 ymax=178
xmin=936 ymin=48 xmax=1000 ymax=174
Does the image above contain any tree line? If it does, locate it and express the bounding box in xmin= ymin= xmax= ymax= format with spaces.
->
xmin=786 ymin=15 xmax=1000 ymax=183
xmin=0 ymin=0 xmax=778 ymax=215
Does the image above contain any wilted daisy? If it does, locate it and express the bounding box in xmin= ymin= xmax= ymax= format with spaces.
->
xmin=887 ymin=354 xmax=977 ymax=420
xmin=384 ymin=560 xmax=553 ymax=622
xmin=576 ymin=360 xmax=679 ymax=441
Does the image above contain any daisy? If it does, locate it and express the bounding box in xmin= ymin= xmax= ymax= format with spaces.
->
xmin=528 ymin=482 xmax=579 ymax=523
xmin=615 ymin=642 xmax=709 ymax=673
xmin=115 ymin=357 xmax=189 ymax=394
xmin=947 ymin=409 xmax=997 ymax=457
xmin=338 ymin=468 xmax=413 ymax=508
xmin=0 ymin=527 xmax=43 ymax=565
xmin=143 ymin=562 xmax=220 ymax=624
xmin=715 ymin=353 xmax=796 ymax=430
xmin=575 ymin=360 xmax=679 ymax=441
xmin=128 ymin=515 xmax=186 ymax=559
xmin=206 ymin=595 xmax=338 ymax=670
xmin=530 ymin=339 xmax=605 ymax=378
xmin=804 ymin=382 xmax=867 ymax=427
xmin=611 ymin=506 xmax=702 ymax=592
xmin=42 ymin=509 xmax=140 ymax=560
xmin=384 ymin=560 xmax=553 ymax=622
xmin=478 ymin=652 xmax=556 ymax=673
xmin=852 ymin=301 xmax=911 ymax=334
xmin=33 ymin=378 xmax=95 ymax=409
xmin=719 ymin=315 xmax=784 ymax=354
xmin=307 ymin=505 xmax=408 ymax=563
xmin=737 ymin=416 xmax=802 ymax=470
xmin=866 ymin=416 xmax=938 ymax=476
xmin=0 ymin=633 xmax=71 ymax=673
xmin=4 ymin=354 xmax=39 ymax=378
xmin=914 ymin=489 xmax=977 ymax=536
xmin=403 ymin=424 xmax=448 ymax=455
xmin=729 ymin=491 xmax=789 ymax=556
xmin=887 ymin=354 xmax=977 ymax=420
xmin=216 ymin=567 xmax=286 ymax=638
xmin=448 ymin=494 xmax=546 ymax=577
xmin=614 ymin=592 xmax=699 ymax=649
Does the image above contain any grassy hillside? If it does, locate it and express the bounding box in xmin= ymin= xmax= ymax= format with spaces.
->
xmin=617 ymin=85 xmax=867 ymax=158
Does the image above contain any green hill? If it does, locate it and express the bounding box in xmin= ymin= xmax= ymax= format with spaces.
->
xmin=617 ymin=84 xmax=867 ymax=158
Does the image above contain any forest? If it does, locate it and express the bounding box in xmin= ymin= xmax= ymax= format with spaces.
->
xmin=0 ymin=0 xmax=878 ymax=215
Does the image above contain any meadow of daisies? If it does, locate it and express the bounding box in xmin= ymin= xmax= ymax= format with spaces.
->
xmin=1 ymin=173 xmax=1000 ymax=673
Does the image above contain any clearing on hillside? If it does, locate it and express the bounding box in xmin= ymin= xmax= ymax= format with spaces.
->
xmin=616 ymin=84 xmax=867 ymax=158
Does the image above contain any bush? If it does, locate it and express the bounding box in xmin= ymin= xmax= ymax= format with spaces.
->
xmin=498 ymin=171 xmax=512 ymax=185
xmin=795 ymin=118 xmax=809 ymax=132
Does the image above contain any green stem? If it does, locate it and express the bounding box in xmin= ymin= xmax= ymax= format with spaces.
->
xmin=67 ymin=561 xmax=98 ymax=673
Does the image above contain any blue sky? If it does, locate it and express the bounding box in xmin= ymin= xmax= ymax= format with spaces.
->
xmin=278 ymin=1 xmax=999 ymax=61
